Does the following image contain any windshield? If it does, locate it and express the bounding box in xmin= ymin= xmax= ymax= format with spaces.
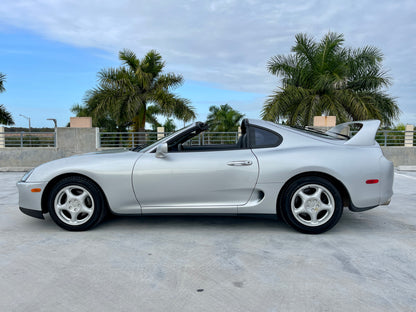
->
xmin=138 ymin=123 xmax=196 ymax=153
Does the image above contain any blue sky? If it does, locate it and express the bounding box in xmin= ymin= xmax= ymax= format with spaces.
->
xmin=0 ymin=0 xmax=415 ymax=128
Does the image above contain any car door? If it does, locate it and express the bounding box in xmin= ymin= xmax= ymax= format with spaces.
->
xmin=132 ymin=148 xmax=258 ymax=214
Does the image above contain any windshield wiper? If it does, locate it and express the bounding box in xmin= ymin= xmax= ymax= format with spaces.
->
xmin=130 ymin=144 xmax=147 ymax=152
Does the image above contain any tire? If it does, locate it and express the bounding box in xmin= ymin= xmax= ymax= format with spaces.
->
xmin=280 ymin=176 xmax=343 ymax=234
xmin=47 ymin=176 xmax=107 ymax=231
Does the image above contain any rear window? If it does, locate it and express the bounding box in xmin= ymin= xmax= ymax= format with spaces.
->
xmin=290 ymin=126 xmax=350 ymax=140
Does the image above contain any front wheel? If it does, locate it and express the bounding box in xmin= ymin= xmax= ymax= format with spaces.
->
xmin=47 ymin=176 xmax=106 ymax=231
xmin=280 ymin=176 xmax=343 ymax=234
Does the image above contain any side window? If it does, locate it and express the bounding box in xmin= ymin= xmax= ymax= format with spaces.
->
xmin=169 ymin=129 xmax=242 ymax=152
xmin=250 ymin=126 xmax=282 ymax=148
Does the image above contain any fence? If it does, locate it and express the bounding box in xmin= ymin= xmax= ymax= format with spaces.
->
xmin=0 ymin=132 xmax=56 ymax=147
xmin=1 ymin=129 xmax=415 ymax=149
xmin=99 ymin=131 xmax=242 ymax=148
xmin=99 ymin=130 xmax=416 ymax=148
xmin=99 ymin=132 xmax=171 ymax=148
xmin=351 ymin=130 xmax=416 ymax=147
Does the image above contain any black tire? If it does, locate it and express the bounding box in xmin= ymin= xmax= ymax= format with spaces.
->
xmin=47 ymin=176 xmax=106 ymax=231
xmin=280 ymin=176 xmax=343 ymax=234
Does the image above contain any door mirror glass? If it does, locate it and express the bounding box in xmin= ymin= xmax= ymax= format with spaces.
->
xmin=155 ymin=143 xmax=168 ymax=158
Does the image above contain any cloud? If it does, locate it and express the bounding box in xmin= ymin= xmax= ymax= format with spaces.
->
xmin=1 ymin=0 xmax=415 ymax=119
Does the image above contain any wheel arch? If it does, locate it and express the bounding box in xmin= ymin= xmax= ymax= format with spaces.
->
xmin=41 ymin=173 xmax=111 ymax=214
xmin=276 ymin=171 xmax=351 ymax=214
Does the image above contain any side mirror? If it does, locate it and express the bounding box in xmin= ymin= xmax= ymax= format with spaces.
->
xmin=155 ymin=143 xmax=168 ymax=158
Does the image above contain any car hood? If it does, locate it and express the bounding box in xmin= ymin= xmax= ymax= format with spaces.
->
xmin=26 ymin=149 xmax=142 ymax=182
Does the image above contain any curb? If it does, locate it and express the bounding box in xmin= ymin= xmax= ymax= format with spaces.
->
xmin=0 ymin=167 xmax=33 ymax=172
xmin=397 ymin=166 xmax=416 ymax=172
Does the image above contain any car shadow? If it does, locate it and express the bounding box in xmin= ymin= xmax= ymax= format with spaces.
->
xmin=97 ymin=214 xmax=289 ymax=233
xmin=14 ymin=208 xmax=385 ymax=235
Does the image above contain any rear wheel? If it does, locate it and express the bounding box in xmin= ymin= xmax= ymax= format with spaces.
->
xmin=47 ymin=176 xmax=106 ymax=231
xmin=280 ymin=176 xmax=343 ymax=234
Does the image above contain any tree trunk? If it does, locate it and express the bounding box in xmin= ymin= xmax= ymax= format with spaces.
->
xmin=132 ymin=106 xmax=146 ymax=146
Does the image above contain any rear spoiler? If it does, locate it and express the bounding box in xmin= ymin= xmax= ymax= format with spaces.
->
xmin=326 ymin=120 xmax=380 ymax=146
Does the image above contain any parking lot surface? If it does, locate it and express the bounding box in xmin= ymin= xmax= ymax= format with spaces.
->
xmin=1 ymin=171 xmax=415 ymax=311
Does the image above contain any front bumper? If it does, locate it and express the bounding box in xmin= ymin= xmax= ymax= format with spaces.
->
xmin=16 ymin=181 xmax=48 ymax=219
xmin=19 ymin=207 xmax=44 ymax=219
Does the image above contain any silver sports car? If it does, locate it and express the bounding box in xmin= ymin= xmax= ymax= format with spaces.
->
xmin=17 ymin=119 xmax=393 ymax=234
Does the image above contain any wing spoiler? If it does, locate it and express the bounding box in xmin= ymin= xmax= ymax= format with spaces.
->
xmin=326 ymin=120 xmax=381 ymax=146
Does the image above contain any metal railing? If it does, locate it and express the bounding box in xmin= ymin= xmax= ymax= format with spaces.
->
xmin=1 ymin=129 xmax=414 ymax=148
xmin=351 ymin=130 xmax=416 ymax=146
xmin=99 ymin=132 xmax=172 ymax=148
xmin=187 ymin=132 xmax=240 ymax=146
xmin=0 ymin=132 xmax=56 ymax=147
xmin=99 ymin=131 xmax=242 ymax=148
xmin=100 ymin=130 xmax=416 ymax=148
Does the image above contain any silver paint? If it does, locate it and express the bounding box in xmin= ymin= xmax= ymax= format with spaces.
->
xmin=17 ymin=119 xmax=394 ymax=222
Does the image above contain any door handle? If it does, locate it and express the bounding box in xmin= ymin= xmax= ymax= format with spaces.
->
xmin=227 ymin=160 xmax=253 ymax=166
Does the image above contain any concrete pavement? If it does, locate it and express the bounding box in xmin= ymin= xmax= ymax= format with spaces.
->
xmin=1 ymin=171 xmax=415 ymax=311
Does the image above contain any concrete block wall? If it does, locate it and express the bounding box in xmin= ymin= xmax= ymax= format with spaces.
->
xmin=381 ymin=147 xmax=416 ymax=166
xmin=0 ymin=127 xmax=98 ymax=169
xmin=56 ymin=127 xmax=98 ymax=155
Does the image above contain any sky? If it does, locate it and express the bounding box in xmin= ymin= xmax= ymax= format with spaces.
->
xmin=0 ymin=0 xmax=415 ymax=128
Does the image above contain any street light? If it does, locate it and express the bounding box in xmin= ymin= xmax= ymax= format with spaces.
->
xmin=47 ymin=118 xmax=57 ymax=129
xmin=19 ymin=114 xmax=31 ymax=147
xmin=19 ymin=114 xmax=31 ymax=132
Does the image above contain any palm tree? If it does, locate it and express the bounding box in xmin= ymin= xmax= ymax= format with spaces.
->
xmin=206 ymin=104 xmax=244 ymax=132
xmin=162 ymin=118 xmax=177 ymax=132
xmin=0 ymin=73 xmax=14 ymax=125
xmin=84 ymin=49 xmax=195 ymax=132
xmin=0 ymin=105 xmax=14 ymax=125
xmin=261 ymin=32 xmax=399 ymax=127
xmin=0 ymin=72 xmax=6 ymax=93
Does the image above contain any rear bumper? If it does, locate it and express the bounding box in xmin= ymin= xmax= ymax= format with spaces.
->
xmin=349 ymin=203 xmax=378 ymax=212
xmin=348 ymin=197 xmax=391 ymax=212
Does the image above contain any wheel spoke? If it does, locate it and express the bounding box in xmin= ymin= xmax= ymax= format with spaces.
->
xmin=65 ymin=189 xmax=75 ymax=200
xmin=298 ymin=190 xmax=310 ymax=201
xmin=56 ymin=202 xmax=67 ymax=211
xmin=77 ymin=192 xmax=88 ymax=202
xmin=310 ymin=211 xmax=318 ymax=224
xmin=314 ymin=188 xmax=323 ymax=200
xmin=70 ymin=211 xmax=79 ymax=223
xmin=293 ymin=204 xmax=306 ymax=215
xmin=81 ymin=205 xmax=93 ymax=215
xmin=320 ymin=203 xmax=333 ymax=212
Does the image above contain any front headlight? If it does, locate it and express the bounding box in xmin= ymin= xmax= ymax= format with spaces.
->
xmin=21 ymin=169 xmax=34 ymax=182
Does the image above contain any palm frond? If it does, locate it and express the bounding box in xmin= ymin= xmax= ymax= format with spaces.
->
xmin=119 ymin=49 xmax=140 ymax=72
xmin=292 ymin=33 xmax=317 ymax=67
xmin=155 ymin=73 xmax=184 ymax=90
xmin=0 ymin=72 xmax=6 ymax=93
xmin=0 ymin=104 xmax=14 ymax=125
